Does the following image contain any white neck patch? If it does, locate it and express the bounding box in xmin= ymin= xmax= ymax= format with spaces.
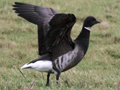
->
xmin=84 ymin=27 xmax=91 ymax=31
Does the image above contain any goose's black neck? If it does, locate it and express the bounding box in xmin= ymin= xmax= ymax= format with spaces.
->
xmin=75 ymin=27 xmax=90 ymax=54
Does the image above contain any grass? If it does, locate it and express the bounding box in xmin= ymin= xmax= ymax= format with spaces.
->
xmin=0 ymin=0 xmax=120 ymax=90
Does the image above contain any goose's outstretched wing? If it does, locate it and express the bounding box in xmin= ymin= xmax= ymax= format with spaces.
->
xmin=13 ymin=2 xmax=76 ymax=57
xmin=42 ymin=14 xmax=76 ymax=55
xmin=13 ymin=2 xmax=57 ymax=55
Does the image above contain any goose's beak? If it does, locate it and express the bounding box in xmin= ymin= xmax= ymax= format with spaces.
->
xmin=96 ymin=20 xmax=100 ymax=23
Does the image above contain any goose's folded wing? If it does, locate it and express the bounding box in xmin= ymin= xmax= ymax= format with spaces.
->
xmin=13 ymin=2 xmax=57 ymax=55
xmin=41 ymin=14 xmax=76 ymax=55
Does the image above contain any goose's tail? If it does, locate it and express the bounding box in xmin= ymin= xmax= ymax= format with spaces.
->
xmin=21 ymin=63 xmax=32 ymax=69
xmin=20 ymin=61 xmax=53 ymax=72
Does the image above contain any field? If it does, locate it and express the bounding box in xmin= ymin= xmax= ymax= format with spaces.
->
xmin=0 ymin=0 xmax=120 ymax=90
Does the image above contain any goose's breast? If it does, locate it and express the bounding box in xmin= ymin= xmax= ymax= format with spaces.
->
xmin=53 ymin=45 xmax=84 ymax=72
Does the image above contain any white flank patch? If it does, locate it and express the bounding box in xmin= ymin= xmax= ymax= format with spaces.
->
xmin=84 ymin=27 xmax=91 ymax=31
xmin=21 ymin=61 xmax=53 ymax=72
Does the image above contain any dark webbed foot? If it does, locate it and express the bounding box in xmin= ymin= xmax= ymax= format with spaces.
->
xmin=46 ymin=83 xmax=49 ymax=86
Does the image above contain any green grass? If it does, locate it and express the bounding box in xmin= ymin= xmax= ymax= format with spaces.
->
xmin=0 ymin=0 xmax=120 ymax=90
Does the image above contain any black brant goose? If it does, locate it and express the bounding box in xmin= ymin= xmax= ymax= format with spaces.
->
xmin=13 ymin=2 xmax=100 ymax=86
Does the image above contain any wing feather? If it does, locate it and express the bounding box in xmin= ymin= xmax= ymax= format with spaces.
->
xmin=13 ymin=2 xmax=57 ymax=55
xmin=13 ymin=2 xmax=76 ymax=57
xmin=41 ymin=14 xmax=76 ymax=54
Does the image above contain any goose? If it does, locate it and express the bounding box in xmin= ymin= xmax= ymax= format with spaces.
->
xmin=13 ymin=2 xmax=100 ymax=86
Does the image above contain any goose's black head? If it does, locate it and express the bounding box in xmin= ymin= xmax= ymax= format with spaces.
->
xmin=83 ymin=16 xmax=100 ymax=27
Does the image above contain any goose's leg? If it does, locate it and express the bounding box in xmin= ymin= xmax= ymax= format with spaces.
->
xmin=56 ymin=73 xmax=60 ymax=84
xmin=46 ymin=72 xmax=50 ymax=86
